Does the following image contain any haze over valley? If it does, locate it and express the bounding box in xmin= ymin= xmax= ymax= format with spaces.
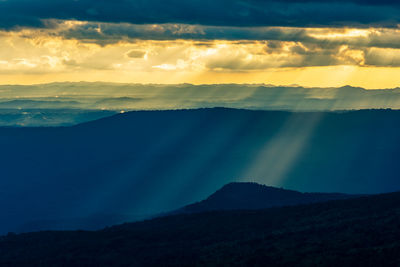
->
xmin=2 ymin=82 xmax=400 ymax=126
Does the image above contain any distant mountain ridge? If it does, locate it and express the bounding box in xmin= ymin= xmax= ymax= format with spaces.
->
xmin=174 ymin=182 xmax=360 ymax=214
xmin=3 ymin=83 xmax=400 ymax=127
xmin=3 ymin=83 xmax=400 ymax=116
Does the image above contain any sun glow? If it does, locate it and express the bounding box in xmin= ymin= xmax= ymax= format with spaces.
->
xmin=1 ymin=21 xmax=400 ymax=88
xmin=308 ymin=28 xmax=371 ymax=39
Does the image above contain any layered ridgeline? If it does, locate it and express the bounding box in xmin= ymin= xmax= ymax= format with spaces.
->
xmin=173 ymin=182 xmax=359 ymax=214
xmin=1 ymin=108 xmax=400 ymax=234
xmin=3 ymin=83 xmax=400 ymax=126
xmin=0 ymin=109 xmax=117 ymax=127
xmin=10 ymin=182 xmax=360 ymax=234
xmin=1 ymin=190 xmax=400 ymax=266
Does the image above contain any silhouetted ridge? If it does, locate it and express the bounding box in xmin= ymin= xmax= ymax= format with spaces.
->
xmin=176 ymin=182 xmax=358 ymax=213
xmin=1 ymin=190 xmax=400 ymax=266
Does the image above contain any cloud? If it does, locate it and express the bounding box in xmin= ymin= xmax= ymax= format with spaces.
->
xmin=2 ymin=18 xmax=400 ymax=86
xmin=126 ymin=50 xmax=146 ymax=58
xmin=1 ymin=0 xmax=400 ymax=30
xmin=0 ymin=26 xmax=393 ymax=76
xmin=25 ymin=21 xmax=400 ymax=53
xmin=203 ymin=42 xmax=363 ymax=70
xmin=364 ymin=48 xmax=400 ymax=66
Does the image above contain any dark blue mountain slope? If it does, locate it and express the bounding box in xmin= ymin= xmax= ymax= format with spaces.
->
xmin=1 ymin=108 xmax=400 ymax=233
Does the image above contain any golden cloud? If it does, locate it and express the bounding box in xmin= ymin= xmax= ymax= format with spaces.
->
xmin=1 ymin=20 xmax=400 ymax=88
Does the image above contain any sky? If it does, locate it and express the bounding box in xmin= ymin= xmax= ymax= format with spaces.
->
xmin=2 ymin=0 xmax=400 ymax=87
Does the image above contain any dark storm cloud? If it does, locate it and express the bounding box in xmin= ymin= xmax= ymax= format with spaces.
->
xmin=58 ymin=23 xmax=400 ymax=52
xmin=60 ymin=23 xmax=312 ymax=45
xmin=1 ymin=0 xmax=400 ymax=30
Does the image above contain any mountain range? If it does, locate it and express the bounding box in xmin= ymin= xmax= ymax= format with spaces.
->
xmin=1 ymin=108 xmax=400 ymax=234
xmin=3 ymin=83 xmax=400 ymax=126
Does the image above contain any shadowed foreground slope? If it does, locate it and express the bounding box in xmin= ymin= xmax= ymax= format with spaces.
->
xmin=1 ymin=191 xmax=400 ymax=266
